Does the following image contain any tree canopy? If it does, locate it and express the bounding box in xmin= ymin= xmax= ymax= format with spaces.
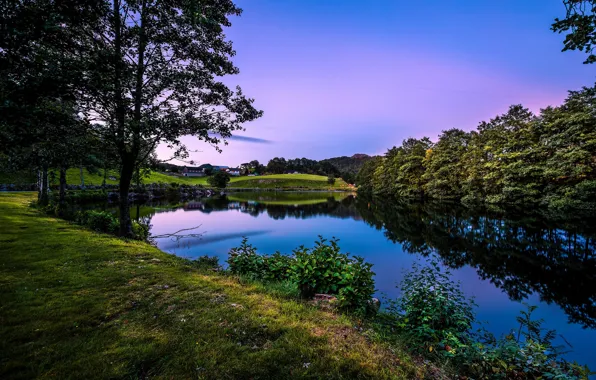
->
xmin=1 ymin=0 xmax=263 ymax=236
xmin=552 ymin=0 xmax=596 ymax=64
xmin=357 ymin=86 xmax=596 ymax=210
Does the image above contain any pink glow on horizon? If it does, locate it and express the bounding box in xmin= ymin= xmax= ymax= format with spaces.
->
xmin=155 ymin=1 xmax=591 ymax=167
xmin=157 ymin=45 xmax=571 ymax=166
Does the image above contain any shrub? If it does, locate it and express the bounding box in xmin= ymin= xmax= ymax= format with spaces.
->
xmin=192 ymin=255 xmax=221 ymax=271
xmin=384 ymin=260 xmax=476 ymax=354
xmin=228 ymin=240 xmax=293 ymax=281
xmin=291 ymin=237 xmax=375 ymax=311
xmin=262 ymin=251 xmax=293 ymax=281
xmin=207 ymin=171 xmax=230 ymax=189
xmin=77 ymin=210 xmax=119 ymax=234
xmin=227 ymin=237 xmax=376 ymax=312
xmin=228 ymin=237 xmax=266 ymax=278
xmin=132 ymin=221 xmax=150 ymax=241
xmin=378 ymin=261 xmax=592 ymax=379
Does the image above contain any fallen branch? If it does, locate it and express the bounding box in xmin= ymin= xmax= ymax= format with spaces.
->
xmin=151 ymin=225 xmax=204 ymax=242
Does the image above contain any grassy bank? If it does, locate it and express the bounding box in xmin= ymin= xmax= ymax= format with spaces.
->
xmin=0 ymin=192 xmax=424 ymax=379
xmin=1 ymin=169 xmax=352 ymax=190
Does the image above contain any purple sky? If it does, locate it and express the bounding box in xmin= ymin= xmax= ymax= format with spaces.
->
xmin=156 ymin=0 xmax=595 ymax=167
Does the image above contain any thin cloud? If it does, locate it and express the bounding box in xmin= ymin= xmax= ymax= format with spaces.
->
xmin=226 ymin=135 xmax=273 ymax=144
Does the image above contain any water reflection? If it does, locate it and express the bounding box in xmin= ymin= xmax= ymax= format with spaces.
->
xmin=354 ymin=198 xmax=596 ymax=330
xmin=135 ymin=192 xmax=596 ymax=330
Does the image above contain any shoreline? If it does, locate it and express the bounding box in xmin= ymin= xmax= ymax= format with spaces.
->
xmin=0 ymin=192 xmax=427 ymax=379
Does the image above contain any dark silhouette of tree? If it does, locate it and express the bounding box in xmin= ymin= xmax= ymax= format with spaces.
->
xmin=78 ymin=0 xmax=263 ymax=236
xmin=552 ymin=0 xmax=596 ymax=64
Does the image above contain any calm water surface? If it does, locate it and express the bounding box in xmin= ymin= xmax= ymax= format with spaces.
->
xmin=130 ymin=192 xmax=596 ymax=369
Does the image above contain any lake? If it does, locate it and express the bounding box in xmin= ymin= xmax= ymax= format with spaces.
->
xmin=129 ymin=191 xmax=596 ymax=369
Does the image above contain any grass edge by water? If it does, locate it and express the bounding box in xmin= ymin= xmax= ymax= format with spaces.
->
xmin=0 ymin=192 xmax=435 ymax=379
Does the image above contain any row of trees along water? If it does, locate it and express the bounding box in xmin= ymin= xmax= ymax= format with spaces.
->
xmin=356 ymin=90 xmax=596 ymax=210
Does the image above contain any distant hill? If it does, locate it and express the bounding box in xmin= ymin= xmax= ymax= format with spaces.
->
xmin=320 ymin=154 xmax=373 ymax=175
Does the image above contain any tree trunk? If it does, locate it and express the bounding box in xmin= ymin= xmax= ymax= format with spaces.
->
xmin=38 ymin=166 xmax=49 ymax=206
xmin=118 ymin=158 xmax=134 ymax=237
xmin=103 ymin=158 xmax=107 ymax=188
xmin=80 ymin=163 xmax=85 ymax=188
xmin=58 ymin=165 xmax=67 ymax=216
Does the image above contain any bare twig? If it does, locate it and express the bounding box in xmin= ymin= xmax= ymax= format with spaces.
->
xmin=151 ymin=225 xmax=204 ymax=242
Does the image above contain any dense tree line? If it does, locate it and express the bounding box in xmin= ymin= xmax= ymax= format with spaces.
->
xmin=263 ymin=155 xmax=371 ymax=184
xmin=357 ymin=87 xmax=596 ymax=210
xmin=265 ymin=157 xmax=339 ymax=176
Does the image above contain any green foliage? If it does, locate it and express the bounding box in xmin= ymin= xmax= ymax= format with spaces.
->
xmin=263 ymin=251 xmax=294 ymax=282
xmin=384 ymin=261 xmax=476 ymax=354
xmin=552 ymin=0 xmax=596 ymax=64
xmin=207 ymin=171 xmax=231 ymax=189
xmin=228 ymin=237 xmax=375 ymax=312
xmin=377 ymin=261 xmax=592 ymax=379
xmin=77 ymin=210 xmax=119 ymax=234
xmin=320 ymin=154 xmax=372 ymax=176
xmin=131 ymin=221 xmax=150 ymax=241
xmin=291 ymin=237 xmax=375 ymax=311
xmin=228 ymin=237 xmax=267 ymax=278
xmin=191 ymin=255 xmax=221 ymax=271
xmin=53 ymin=190 xmax=107 ymax=203
xmin=358 ymin=87 xmax=596 ymax=211
xmin=327 ymin=174 xmax=336 ymax=184
xmin=228 ymin=238 xmax=293 ymax=281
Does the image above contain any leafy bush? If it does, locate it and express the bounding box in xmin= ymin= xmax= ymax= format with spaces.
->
xmin=384 ymin=260 xmax=476 ymax=354
xmin=54 ymin=190 xmax=107 ymax=203
xmin=263 ymin=251 xmax=293 ymax=281
xmin=378 ymin=261 xmax=592 ymax=379
xmin=80 ymin=210 xmax=119 ymax=234
xmin=227 ymin=237 xmax=376 ymax=312
xmin=228 ymin=238 xmax=267 ymax=278
xmin=291 ymin=237 xmax=375 ymax=311
xmin=132 ymin=221 xmax=150 ymax=241
xmin=191 ymin=255 xmax=221 ymax=271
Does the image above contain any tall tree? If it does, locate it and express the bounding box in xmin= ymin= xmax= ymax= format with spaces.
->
xmin=395 ymin=137 xmax=432 ymax=199
xmin=266 ymin=157 xmax=287 ymax=174
xmin=0 ymin=0 xmax=101 ymax=205
xmin=81 ymin=0 xmax=262 ymax=236
xmin=423 ymin=129 xmax=471 ymax=199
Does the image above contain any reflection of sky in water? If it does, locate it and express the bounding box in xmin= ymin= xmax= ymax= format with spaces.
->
xmin=151 ymin=206 xmax=596 ymax=369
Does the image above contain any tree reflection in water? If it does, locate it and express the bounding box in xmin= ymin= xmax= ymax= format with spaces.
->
xmin=137 ymin=194 xmax=596 ymax=329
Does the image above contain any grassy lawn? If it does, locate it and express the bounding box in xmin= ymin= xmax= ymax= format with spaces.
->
xmin=0 ymin=192 xmax=423 ymax=379
xmin=2 ymin=169 xmax=352 ymax=190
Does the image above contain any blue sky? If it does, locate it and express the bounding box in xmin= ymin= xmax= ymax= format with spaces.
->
xmin=157 ymin=0 xmax=594 ymax=167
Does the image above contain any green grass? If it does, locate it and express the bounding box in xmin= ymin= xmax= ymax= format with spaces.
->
xmin=0 ymin=192 xmax=425 ymax=379
xmin=2 ymin=169 xmax=353 ymax=190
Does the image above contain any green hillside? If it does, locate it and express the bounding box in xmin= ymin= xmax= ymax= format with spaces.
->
xmin=1 ymin=169 xmax=352 ymax=190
